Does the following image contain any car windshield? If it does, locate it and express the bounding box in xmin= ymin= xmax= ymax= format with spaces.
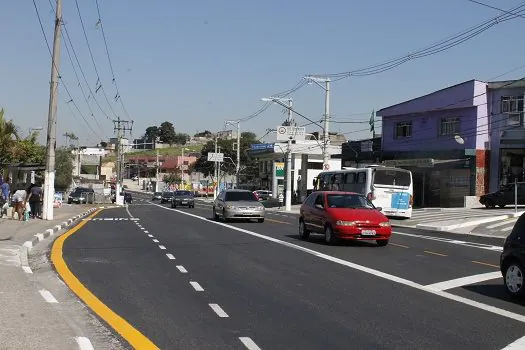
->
xmin=163 ymin=192 xmax=174 ymax=197
xmin=175 ymin=191 xmax=192 ymax=196
xmin=225 ymin=191 xmax=258 ymax=202
xmin=326 ymin=194 xmax=375 ymax=209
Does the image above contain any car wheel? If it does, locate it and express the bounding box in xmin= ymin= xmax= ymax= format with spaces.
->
xmin=504 ymin=261 xmax=525 ymax=298
xmin=258 ymin=218 xmax=264 ymax=223
xmin=376 ymin=239 xmax=389 ymax=247
xmin=299 ymin=219 xmax=310 ymax=240
xmin=324 ymin=225 xmax=337 ymax=245
xmin=485 ymin=200 xmax=495 ymax=209
xmin=213 ymin=207 xmax=219 ymax=221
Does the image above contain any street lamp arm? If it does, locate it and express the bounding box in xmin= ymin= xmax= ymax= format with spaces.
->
xmin=270 ymin=99 xmax=324 ymax=130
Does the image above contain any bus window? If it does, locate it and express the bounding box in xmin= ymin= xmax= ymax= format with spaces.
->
xmin=344 ymin=173 xmax=356 ymax=184
xmin=322 ymin=173 xmax=333 ymax=190
xmin=357 ymin=172 xmax=366 ymax=184
xmin=333 ymin=173 xmax=343 ymax=191
xmin=357 ymin=172 xmax=367 ymax=194
xmin=373 ymin=168 xmax=411 ymax=187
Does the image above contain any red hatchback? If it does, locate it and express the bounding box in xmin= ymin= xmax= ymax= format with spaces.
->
xmin=299 ymin=191 xmax=392 ymax=246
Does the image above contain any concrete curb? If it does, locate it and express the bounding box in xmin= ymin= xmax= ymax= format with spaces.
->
xmin=19 ymin=207 xmax=99 ymax=272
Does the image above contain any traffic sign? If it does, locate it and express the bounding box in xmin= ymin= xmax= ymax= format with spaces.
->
xmin=207 ymin=152 xmax=224 ymax=162
xmin=323 ymin=163 xmax=330 ymax=170
xmin=276 ymin=126 xmax=306 ymax=141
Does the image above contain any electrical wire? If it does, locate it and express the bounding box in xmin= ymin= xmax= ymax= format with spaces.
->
xmin=467 ymin=0 xmax=525 ymax=19
xmin=74 ymin=0 xmax=120 ymax=119
xmin=94 ymin=0 xmax=132 ymax=121
xmin=31 ymin=0 xmax=102 ymax=143
xmin=310 ymin=3 xmax=525 ymax=79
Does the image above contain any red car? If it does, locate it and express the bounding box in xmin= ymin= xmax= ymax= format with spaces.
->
xmin=299 ymin=191 xmax=392 ymax=246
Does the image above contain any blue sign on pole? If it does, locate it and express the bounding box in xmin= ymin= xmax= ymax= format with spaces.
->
xmin=250 ymin=143 xmax=274 ymax=151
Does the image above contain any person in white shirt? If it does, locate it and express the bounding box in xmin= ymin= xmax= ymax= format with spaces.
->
xmin=11 ymin=188 xmax=26 ymax=221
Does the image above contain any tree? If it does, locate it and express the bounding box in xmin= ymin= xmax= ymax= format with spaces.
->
xmin=0 ymin=108 xmax=20 ymax=164
xmin=158 ymin=122 xmax=176 ymax=144
xmin=192 ymin=132 xmax=260 ymax=179
xmin=55 ymin=147 xmax=74 ymax=191
xmin=163 ymin=173 xmax=180 ymax=184
xmin=173 ymin=132 xmax=190 ymax=145
xmin=143 ymin=126 xmax=159 ymax=142
xmin=194 ymin=130 xmax=212 ymax=138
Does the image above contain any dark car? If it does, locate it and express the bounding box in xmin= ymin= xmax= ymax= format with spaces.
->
xmin=480 ymin=183 xmax=525 ymax=209
xmin=160 ymin=191 xmax=174 ymax=204
xmin=68 ymin=187 xmax=95 ymax=204
xmin=152 ymin=192 xmax=162 ymax=201
xmin=299 ymin=191 xmax=392 ymax=246
xmin=171 ymin=190 xmax=195 ymax=208
xmin=501 ymin=214 xmax=525 ymax=297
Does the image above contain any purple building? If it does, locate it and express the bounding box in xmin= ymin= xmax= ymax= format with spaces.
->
xmin=376 ymin=80 xmax=490 ymax=208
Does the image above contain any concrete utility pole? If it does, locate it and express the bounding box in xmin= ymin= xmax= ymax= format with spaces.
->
xmin=155 ymin=149 xmax=159 ymax=189
xmin=304 ymin=76 xmax=331 ymax=171
xmin=42 ymin=0 xmax=63 ymax=221
xmin=225 ymin=120 xmax=241 ymax=188
xmin=214 ymin=136 xmax=218 ymax=199
xmin=113 ymin=117 xmax=133 ymax=205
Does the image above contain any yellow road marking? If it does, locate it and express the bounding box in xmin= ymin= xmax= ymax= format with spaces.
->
xmin=472 ymin=260 xmax=500 ymax=269
xmin=51 ymin=209 xmax=159 ymax=350
xmin=424 ymin=250 xmax=448 ymax=257
xmin=266 ymin=218 xmax=293 ymax=225
xmin=390 ymin=243 xmax=410 ymax=248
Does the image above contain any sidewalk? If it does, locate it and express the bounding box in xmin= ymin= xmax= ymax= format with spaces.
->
xmin=0 ymin=204 xmax=125 ymax=349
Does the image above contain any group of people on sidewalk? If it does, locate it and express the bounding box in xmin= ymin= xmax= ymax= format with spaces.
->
xmin=1 ymin=177 xmax=43 ymax=221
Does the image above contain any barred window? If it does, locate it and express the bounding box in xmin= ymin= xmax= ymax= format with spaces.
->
xmin=501 ymin=96 xmax=524 ymax=126
xmin=440 ymin=117 xmax=460 ymax=136
xmin=395 ymin=122 xmax=412 ymax=138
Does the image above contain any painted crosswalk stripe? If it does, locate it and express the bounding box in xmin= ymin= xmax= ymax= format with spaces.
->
xmin=487 ymin=219 xmax=518 ymax=229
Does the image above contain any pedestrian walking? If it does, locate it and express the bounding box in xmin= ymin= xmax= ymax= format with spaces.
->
xmin=11 ymin=187 xmax=27 ymax=221
xmin=0 ymin=177 xmax=11 ymax=218
xmin=26 ymin=183 xmax=43 ymax=219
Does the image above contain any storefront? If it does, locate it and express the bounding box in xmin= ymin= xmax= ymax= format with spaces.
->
xmin=499 ymin=148 xmax=525 ymax=186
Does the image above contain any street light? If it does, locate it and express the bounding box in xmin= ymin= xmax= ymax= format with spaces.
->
xmin=261 ymin=96 xmax=294 ymax=212
xmin=304 ymin=75 xmax=331 ymax=171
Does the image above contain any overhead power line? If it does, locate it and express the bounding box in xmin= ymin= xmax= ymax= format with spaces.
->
xmin=467 ymin=0 xmax=525 ymax=18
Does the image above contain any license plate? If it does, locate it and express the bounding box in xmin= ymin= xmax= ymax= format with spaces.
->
xmin=182 ymin=201 xmax=187 ymax=204
xmin=361 ymin=230 xmax=376 ymax=236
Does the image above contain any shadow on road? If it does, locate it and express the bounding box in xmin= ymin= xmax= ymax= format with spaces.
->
xmin=462 ymin=284 xmax=525 ymax=307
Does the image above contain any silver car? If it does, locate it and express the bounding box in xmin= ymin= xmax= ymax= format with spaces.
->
xmin=213 ymin=189 xmax=265 ymax=223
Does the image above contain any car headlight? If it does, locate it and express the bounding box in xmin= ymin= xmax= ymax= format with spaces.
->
xmin=336 ymin=220 xmax=356 ymax=227
xmin=379 ymin=221 xmax=391 ymax=227
xmin=255 ymin=206 xmax=264 ymax=211
xmin=226 ymin=205 xmax=236 ymax=209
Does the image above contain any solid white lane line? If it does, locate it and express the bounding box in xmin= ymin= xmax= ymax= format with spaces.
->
xmin=148 ymin=234 xmax=154 ymax=238
xmin=487 ymin=219 xmax=517 ymax=229
xmin=176 ymin=265 xmax=187 ymax=273
xmin=166 ymin=254 xmax=175 ymax=260
xmin=159 ymin=245 xmax=166 ymax=250
xmin=425 ymin=272 xmax=502 ymax=291
xmin=502 ymin=335 xmax=525 ymax=349
xmin=150 ymin=201 xmax=525 ymax=323
xmin=239 ymin=337 xmax=262 ymax=350
xmin=190 ymin=281 xmax=204 ymax=291
xmin=75 ymin=336 xmax=95 ymax=350
xmin=39 ymin=289 xmax=58 ymax=303
xmin=209 ymin=303 xmax=229 ymax=318
xmin=22 ymin=266 xmax=33 ymax=274
xmin=152 ymin=239 xmax=159 ymax=243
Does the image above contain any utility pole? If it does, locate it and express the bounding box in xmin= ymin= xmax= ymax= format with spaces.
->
xmin=42 ymin=0 xmax=63 ymax=221
xmin=155 ymin=149 xmax=159 ymax=190
xmin=225 ymin=120 xmax=241 ymax=188
xmin=113 ymin=117 xmax=133 ymax=205
xmin=285 ymin=99 xmax=293 ymax=212
xmin=304 ymin=76 xmax=331 ymax=171
xmin=214 ymin=136 xmax=218 ymax=199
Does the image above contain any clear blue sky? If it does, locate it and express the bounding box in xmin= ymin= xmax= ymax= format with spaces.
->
xmin=1 ymin=0 xmax=525 ymax=146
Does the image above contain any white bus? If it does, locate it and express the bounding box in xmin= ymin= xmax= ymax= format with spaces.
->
xmin=313 ymin=165 xmax=414 ymax=218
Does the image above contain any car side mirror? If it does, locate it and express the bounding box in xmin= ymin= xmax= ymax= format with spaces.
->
xmin=376 ymin=207 xmax=382 ymax=211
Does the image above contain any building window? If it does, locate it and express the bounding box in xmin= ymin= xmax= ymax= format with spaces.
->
xmin=440 ymin=117 xmax=460 ymax=136
xmin=501 ymin=96 xmax=524 ymax=126
xmin=395 ymin=122 xmax=412 ymax=138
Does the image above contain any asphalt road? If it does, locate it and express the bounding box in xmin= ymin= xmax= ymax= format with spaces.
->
xmin=61 ymin=194 xmax=525 ymax=349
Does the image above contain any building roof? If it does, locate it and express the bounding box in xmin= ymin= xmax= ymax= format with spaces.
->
xmin=487 ymin=79 xmax=525 ymax=89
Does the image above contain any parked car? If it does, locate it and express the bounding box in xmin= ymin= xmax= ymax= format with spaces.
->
xmin=212 ymin=189 xmax=265 ymax=223
xmin=299 ymin=191 xmax=392 ymax=246
xmin=254 ymin=190 xmax=272 ymax=201
xmin=480 ymin=183 xmax=525 ymax=209
xmin=68 ymin=187 xmax=95 ymax=204
xmin=171 ymin=190 xmax=195 ymax=208
xmin=152 ymin=192 xmax=162 ymax=201
xmin=160 ymin=191 xmax=174 ymax=204
xmin=500 ymin=214 xmax=525 ymax=297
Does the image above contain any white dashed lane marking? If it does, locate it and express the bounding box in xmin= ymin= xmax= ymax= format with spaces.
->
xmin=209 ymin=303 xmax=229 ymax=318
xmin=147 ymin=234 xmax=154 ymax=238
xmin=159 ymin=245 xmax=166 ymax=250
xmin=239 ymin=337 xmax=262 ymax=350
xmin=176 ymin=265 xmax=187 ymax=273
xmin=152 ymin=239 xmax=159 ymax=243
xmin=166 ymin=254 xmax=175 ymax=260
xmin=190 ymin=281 xmax=204 ymax=292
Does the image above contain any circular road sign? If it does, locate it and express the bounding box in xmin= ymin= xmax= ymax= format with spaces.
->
xmin=277 ymin=126 xmax=287 ymax=135
xmin=323 ymin=163 xmax=330 ymax=170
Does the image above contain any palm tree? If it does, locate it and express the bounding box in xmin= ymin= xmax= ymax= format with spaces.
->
xmin=0 ymin=108 xmax=20 ymax=163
